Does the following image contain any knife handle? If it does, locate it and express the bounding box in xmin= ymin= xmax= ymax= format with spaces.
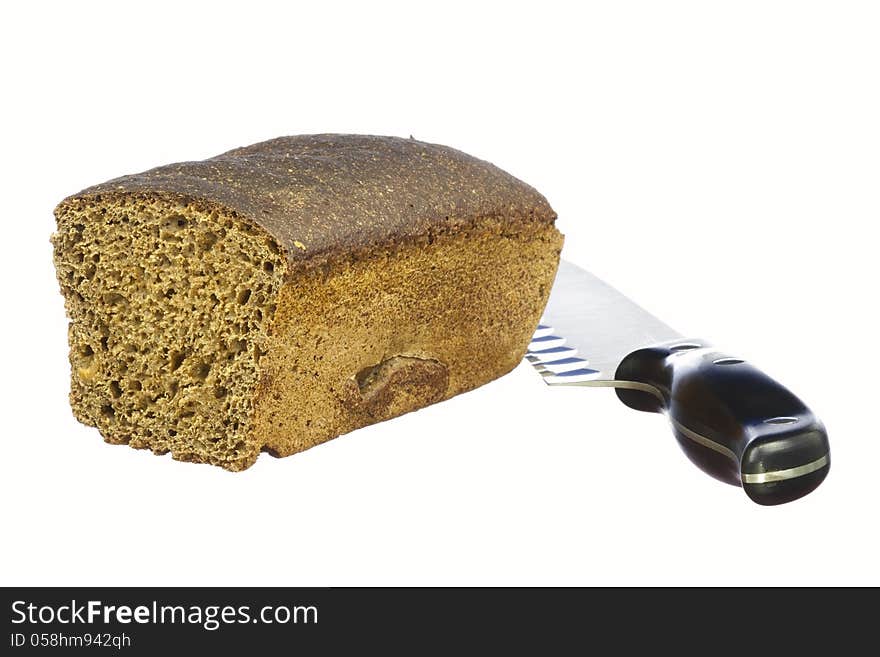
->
xmin=614 ymin=341 xmax=830 ymax=505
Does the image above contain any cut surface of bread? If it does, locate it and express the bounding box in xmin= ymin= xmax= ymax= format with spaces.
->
xmin=52 ymin=135 xmax=563 ymax=470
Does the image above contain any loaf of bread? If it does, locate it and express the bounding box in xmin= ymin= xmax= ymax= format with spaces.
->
xmin=52 ymin=135 xmax=562 ymax=470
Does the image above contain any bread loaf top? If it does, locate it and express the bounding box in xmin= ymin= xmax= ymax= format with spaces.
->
xmin=59 ymin=134 xmax=557 ymax=267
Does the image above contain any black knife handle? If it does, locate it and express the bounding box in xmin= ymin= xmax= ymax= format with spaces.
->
xmin=614 ymin=340 xmax=829 ymax=505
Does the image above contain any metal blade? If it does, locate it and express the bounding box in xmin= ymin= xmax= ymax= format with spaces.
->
xmin=528 ymin=260 xmax=682 ymax=385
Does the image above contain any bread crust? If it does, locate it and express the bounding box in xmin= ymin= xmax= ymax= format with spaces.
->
xmin=61 ymin=135 xmax=557 ymax=270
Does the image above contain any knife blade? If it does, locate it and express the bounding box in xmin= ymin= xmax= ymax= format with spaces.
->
xmin=529 ymin=260 xmax=830 ymax=505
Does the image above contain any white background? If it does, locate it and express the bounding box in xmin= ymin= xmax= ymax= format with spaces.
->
xmin=1 ymin=1 xmax=877 ymax=586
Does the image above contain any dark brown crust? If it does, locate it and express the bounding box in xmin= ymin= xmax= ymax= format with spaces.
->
xmin=60 ymin=135 xmax=557 ymax=267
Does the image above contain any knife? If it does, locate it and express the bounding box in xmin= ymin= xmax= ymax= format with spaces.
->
xmin=529 ymin=260 xmax=830 ymax=505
